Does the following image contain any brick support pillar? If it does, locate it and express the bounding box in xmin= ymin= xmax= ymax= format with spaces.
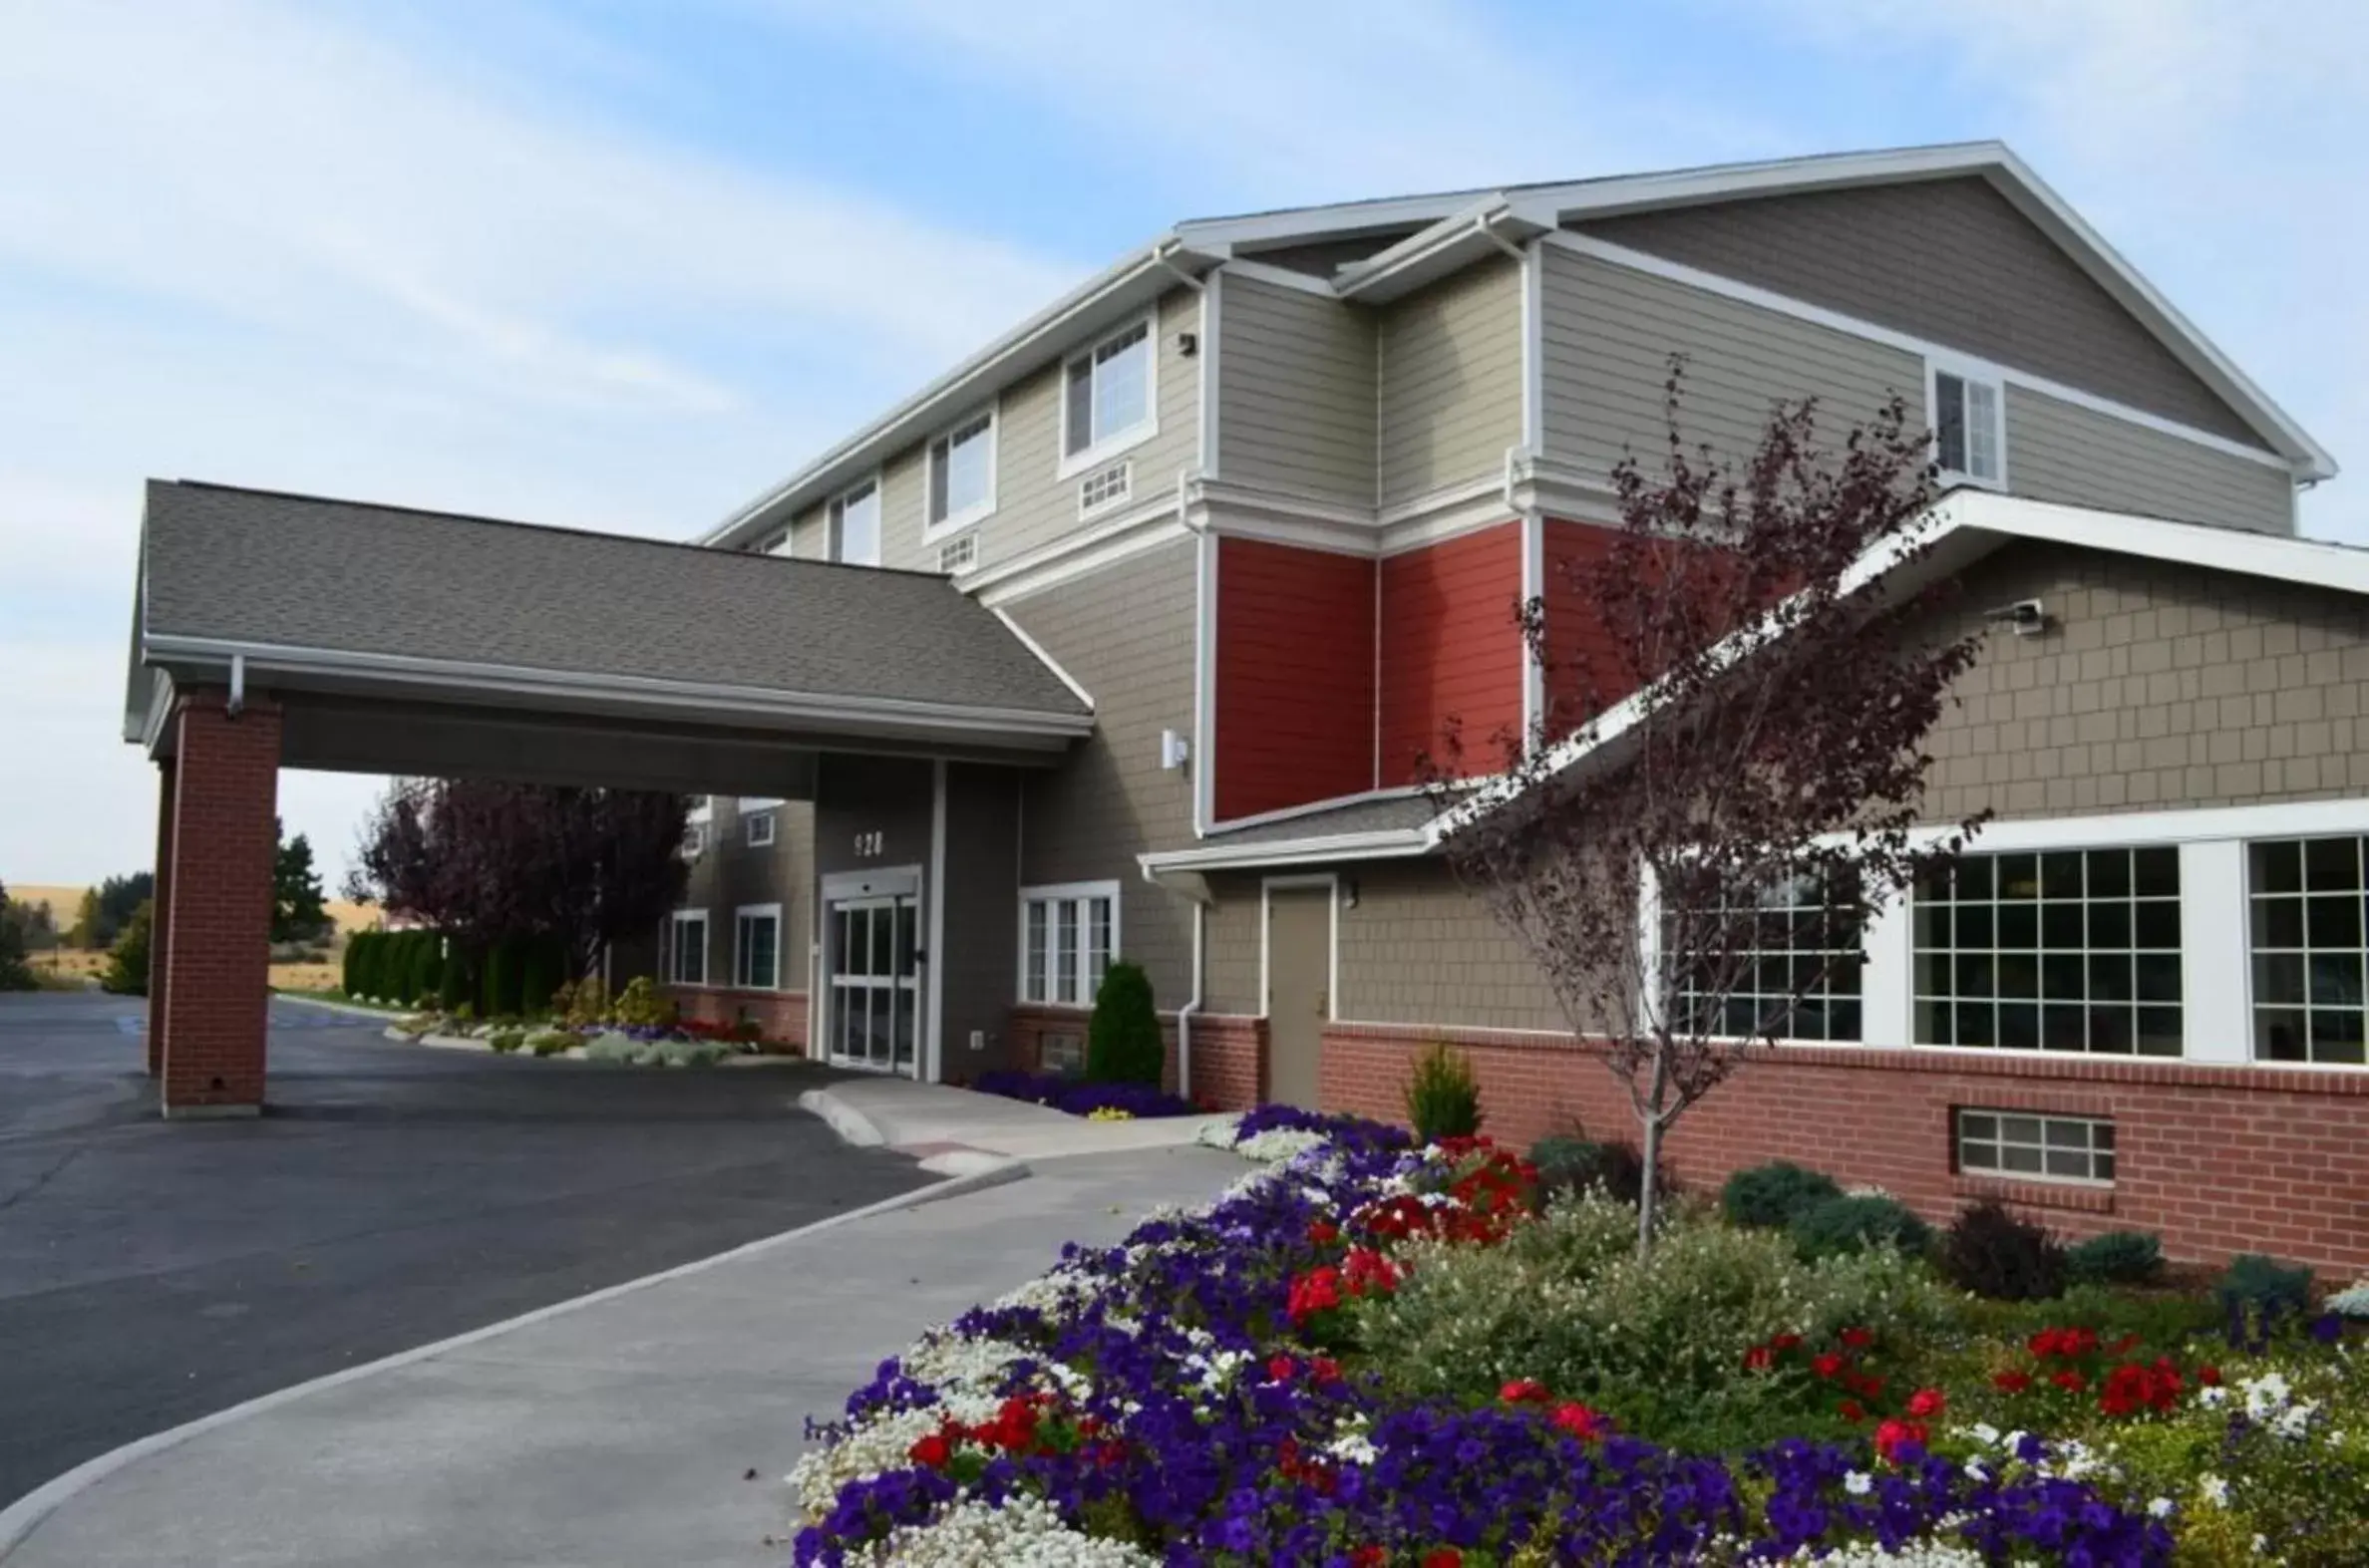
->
xmin=157 ymin=688 xmax=280 ymax=1116
xmin=147 ymin=758 xmax=176 ymax=1078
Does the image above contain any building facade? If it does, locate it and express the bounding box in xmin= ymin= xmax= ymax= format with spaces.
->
xmin=650 ymin=144 xmax=2365 ymax=1271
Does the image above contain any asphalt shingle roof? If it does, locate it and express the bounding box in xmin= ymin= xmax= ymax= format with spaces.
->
xmin=1201 ymin=792 xmax=1439 ymax=846
xmin=139 ymin=481 xmax=1090 ymax=718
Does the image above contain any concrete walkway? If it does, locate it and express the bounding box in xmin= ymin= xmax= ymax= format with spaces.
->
xmin=800 ymin=1076 xmax=1237 ymax=1164
xmin=0 ymin=1144 xmax=1246 ymax=1567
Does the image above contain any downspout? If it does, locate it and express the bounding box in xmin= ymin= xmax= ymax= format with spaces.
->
xmin=226 ymin=653 xmax=246 ymax=718
xmin=1178 ymin=898 xmax=1203 ymax=1102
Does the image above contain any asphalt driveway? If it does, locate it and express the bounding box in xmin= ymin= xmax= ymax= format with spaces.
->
xmin=0 ymin=991 xmax=926 ymax=1508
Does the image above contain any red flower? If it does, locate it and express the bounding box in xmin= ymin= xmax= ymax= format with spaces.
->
xmin=2051 ymin=1369 xmax=2088 ymax=1394
xmin=1905 ymin=1388 xmax=1946 ymax=1418
xmin=2198 ymin=1365 xmax=2221 ymax=1387
xmin=1342 ymin=1247 xmax=1402 ymax=1298
xmin=1811 ymin=1353 xmax=1845 ymax=1380
xmin=1743 ymin=1344 xmax=1777 ymax=1373
xmin=1309 ymin=1356 xmax=1343 ymax=1384
xmin=1350 ymin=1550 xmax=1385 ymax=1568
xmin=1550 ymin=1402 xmax=1607 ymax=1440
xmin=1423 ymin=1551 xmax=1464 ymax=1568
xmin=1838 ymin=1399 xmax=1865 ymax=1422
xmin=1500 ymin=1378 xmax=1552 ymax=1405
xmin=1307 ymin=1220 xmax=1340 ymax=1246
xmin=2108 ymin=1333 xmax=2141 ymax=1356
xmin=1993 ymin=1371 xmax=2033 ymax=1394
xmin=1770 ymin=1333 xmax=1804 ymax=1352
xmin=1840 ymin=1327 xmax=1874 ymax=1350
xmin=1873 ymin=1417 xmax=1929 ymax=1463
xmin=907 ymin=1431 xmax=951 ymax=1467
xmin=1267 ymin=1355 xmax=1297 ymax=1382
xmin=1287 ymin=1266 xmax=1344 ymax=1323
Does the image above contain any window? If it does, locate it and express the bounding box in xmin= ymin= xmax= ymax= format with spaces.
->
xmin=1931 ymin=367 xmax=2004 ymax=485
xmin=681 ymin=819 xmax=707 ymax=857
xmin=1956 ymin=1108 xmax=2116 ymax=1185
xmin=1914 ymin=848 xmax=2182 ymax=1056
xmin=735 ymin=904 xmax=782 ymax=991
xmin=669 ymin=910 xmax=709 ymax=987
xmin=828 ymin=477 xmax=881 ymax=566
xmin=745 ymin=809 xmax=777 ymax=848
xmin=1061 ymin=317 xmax=1154 ymax=469
xmin=938 ymin=533 xmax=976 ymax=574
xmin=1668 ymin=872 xmax=1863 ymax=1043
xmin=1019 ymin=882 xmax=1120 ymax=1006
xmin=927 ymin=409 xmax=995 ymax=535
xmin=2249 ymin=836 xmax=2369 ymax=1065
xmin=1078 ymin=460 xmax=1132 ymax=515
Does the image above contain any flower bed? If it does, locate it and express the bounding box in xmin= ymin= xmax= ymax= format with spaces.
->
xmin=787 ymin=1105 xmax=2369 ymax=1564
xmin=969 ymin=1070 xmax=1200 ymax=1120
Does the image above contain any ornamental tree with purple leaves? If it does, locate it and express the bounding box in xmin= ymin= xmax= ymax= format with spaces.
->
xmin=347 ymin=779 xmax=688 ymax=982
xmin=1432 ymin=366 xmax=1988 ymax=1247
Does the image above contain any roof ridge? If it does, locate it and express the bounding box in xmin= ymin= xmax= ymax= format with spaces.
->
xmin=159 ymin=479 xmax=956 ymax=583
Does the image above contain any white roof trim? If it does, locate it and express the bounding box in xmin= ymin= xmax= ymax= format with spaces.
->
xmin=1139 ymin=827 xmax=1431 ymax=877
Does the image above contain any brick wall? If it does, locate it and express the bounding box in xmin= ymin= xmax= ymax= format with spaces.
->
xmin=671 ymin=986 xmax=808 ymax=1051
xmin=1378 ymin=522 xmax=1525 ymax=784
xmin=1213 ymin=536 xmax=1376 ymax=819
xmin=158 ymin=689 xmax=280 ymax=1113
xmin=1322 ymin=1022 xmax=2369 ymax=1273
xmin=1004 ymin=1005 xmax=1266 ymax=1110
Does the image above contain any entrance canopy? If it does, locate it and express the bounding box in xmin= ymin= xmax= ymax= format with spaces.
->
xmin=124 ymin=481 xmax=1094 ymax=793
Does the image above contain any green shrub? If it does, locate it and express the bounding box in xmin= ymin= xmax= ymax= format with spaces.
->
xmin=487 ymin=1026 xmax=527 ymax=1054
xmin=525 ymin=1028 xmax=576 ymax=1058
xmin=1721 ymin=1161 xmax=1843 ymax=1230
xmin=1789 ymin=1193 xmax=1931 ymax=1261
xmin=1402 ymin=1041 xmax=1484 ymax=1142
xmin=2066 ymin=1229 xmax=2164 ymax=1287
xmin=1530 ymin=1135 xmax=1601 ymax=1196
xmin=655 ymin=1038 xmax=726 ymax=1068
xmin=2217 ymin=1253 xmax=2313 ymax=1335
xmin=340 ymin=932 xmax=363 ymax=996
xmin=612 ymin=976 xmax=669 ymax=1028
xmin=481 ymin=939 xmax=525 ymax=1018
xmin=408 ymin=936 xmax=443 ymax=1007
xmin=100 ymin=900 xmax=155 ymax=997
xmin=437 ymin=944 xmax=473 ymax=1013
xmin=582 ymin=1030 xmax=641 ymax=1065
xmin=1937 ymin=1199 xmax=2067 ymax=1301
xmin=1085 ymin=960 xmax=1164 ymax=1085
xmin=519 ymin=939 xmax=564 ymax=1019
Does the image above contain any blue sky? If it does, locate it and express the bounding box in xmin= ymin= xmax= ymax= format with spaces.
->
xmin=3 ymin=0 xmax=2362 ymax=888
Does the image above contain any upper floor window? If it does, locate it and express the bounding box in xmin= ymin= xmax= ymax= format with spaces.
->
xmin=1913 ymin=847 xmax=2182 ymax=1056
xmin=1931 ymin=366 xmax=2004 ymax=486
xmin=927 ymin=409 xmax=996 ymax=536
xmin=829 ymin=477 xmax=881 ymax=566
xmin=1061 ymin=318 xmax=1154 ymax=471
xmin=2248 ymin=836 xmax=2368 ymax=1066
xmin=745 ymin=809 xmax=777 ymax=848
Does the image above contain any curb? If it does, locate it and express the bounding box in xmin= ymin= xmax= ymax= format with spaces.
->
xmin=797 ymin=1086 xmax=887 ymax=1146
xmin=268 ymin=993 xmax=405 ymax=1022
xmin=0 ymin=1160 xmax=1028 ymax=1561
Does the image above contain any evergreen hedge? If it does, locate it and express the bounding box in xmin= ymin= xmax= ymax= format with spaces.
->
xmin=1085 ymin=960 xmax=1164 ymax=1085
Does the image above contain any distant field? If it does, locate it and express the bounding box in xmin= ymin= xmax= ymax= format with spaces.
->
xmin=5 ymin=885 xmax=377 ymax=935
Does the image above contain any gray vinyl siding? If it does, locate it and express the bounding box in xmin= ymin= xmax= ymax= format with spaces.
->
xmin=1003 ymin=538 xmax=1200 ymax=1005
xmin=675 ymin=798 xmax=815 ymax=993
xmin=1540 ymin=244 xmax=1922 ymax=478
xmin=1377 ymin=254 xmax=1523 ymax=509
xmin=877 ymin=446 xmax=930 ymax=572
xmin=1216 ymin=270 xmax=1377 ymax=504
xmin=939 ymin=763 xmax=1025 ymax=1072
xmin=787 ymin=500 xmax=828 ymax=560
xmin=1577 ymin=176 xmax=2268 ymax=448
xmin=2004 ymin=386 xmax=2294 ymax=535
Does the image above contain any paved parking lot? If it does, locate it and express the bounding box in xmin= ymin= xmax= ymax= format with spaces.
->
xmin=0 ymin=992 xmax=925 ymax=1507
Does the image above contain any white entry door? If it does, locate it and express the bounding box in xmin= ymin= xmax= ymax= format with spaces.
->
xmin=825 ymin=877 xmax=921 ymax=1076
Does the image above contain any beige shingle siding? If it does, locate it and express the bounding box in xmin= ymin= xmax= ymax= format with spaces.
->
xmin=1202 ymin=874 xmax=1263 ymax=1015
xmin=677 ymin=799 xmax=816 ymax=990
xmin=1578 ymin=176 xmax=2267 ymax=448
xmin=1217 ymin=271 xmax=1377 ymax=504
xmin=1377 ymin=254 xmax=1523 ymax=509
xmin=877 ymin=446 xmax=930 ymax=571
xmin=1920 ymin=541 xmax=2369 ymax=823
xmin=1004 ymin=539 xmax=1199 ymax=1004
xmin=1335 ymin=858 xmax=1563 ymax=1033
xmin=1540 ymin=245 xmax=1921 ymax=479
xmin=2003 ymin=386 xmax=2293 ymax=535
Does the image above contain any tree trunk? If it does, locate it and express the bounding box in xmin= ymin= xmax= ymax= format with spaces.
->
xmin=1636 ymin=1052 xmax=1670 ymax=1255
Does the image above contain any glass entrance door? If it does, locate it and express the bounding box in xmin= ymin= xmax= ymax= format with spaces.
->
xmin=828 ymin=894 xmax=919 ymax=1075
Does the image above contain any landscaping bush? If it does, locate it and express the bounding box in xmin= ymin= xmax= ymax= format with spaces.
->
xmin=339 ymin=932 xmax=364 ymax=997
xmin=1529 ymin=1133 xmax=1665 ymax=1208
xmin=1937 ymin=1199 xmax=2067 ymax=1301
xmin=1085 ymin=960 xmax=1163 ymax=1085
xmin=1402 ymin=1040 xmax=1484 ymax=1141
xmin=525 ymin=1028 xmax=575 ymax=1058
xmin=612 ymin=976 xmax=669 ymax=1028
xmin=2218 ymin=1253 xmax=2314 ymax=1346
xmin=2067 ymin=1229 xmax=2165 ymax=1287
xmin=487 ymin=1026 xmax=527 ymax=1054
xmin=1789 ymin=1193 xmax=1931 ymax=1261
xmin=406 ymin=934 xmax=442 ymax=1007
xmin=562 ymin=976 xmax=609 ymax=1028
xmin=1722 ymin=1160 xmax=1843 ymax=1230
xmin=582 ymin=1030 xmax=640 ymax=1065
xmin=655 ymin=1038 xmax=726 ymax=1068
xmin=481 ymin=939 xmax=524 ymax=1019
xmin=99 ymin=900 xmax=154 ymax=997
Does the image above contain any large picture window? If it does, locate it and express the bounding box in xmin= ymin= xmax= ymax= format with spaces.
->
xmin=1913 ymin=847 xmax=2182 ymax=1056
xmin=2249 ymin=836 xmax=2368 ymax=1065
xmin=668 ymin=909 xmax=709 ymax=988
xmin=735 ymin=904 xmax=782 ymax=991
xmin=1020 ymin=882 xmax=1118 ymax=1006
xmin=1668 ymin=872 xmax=1863 ymax=1043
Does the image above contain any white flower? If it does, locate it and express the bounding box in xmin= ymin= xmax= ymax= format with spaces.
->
xmin=2199 ymin=1473 xmax=2230 ymax=1508
xmin=2197 ymin=1386 xmax=2228 ymax=1408
xmin=2273 ymin=1400 xmax=2320 ymax=1440
xmin=2149 ymin=1497 xmax=2175 ymax=1518
xmin=1967 ymin=1421 xmax=2001 ymax=1446
xmin=1963 ymin=1459 xmax=1990 ymax=1482
xmin=1844 ymin=1469 xmax=1873 ymax=1495
xmin=2239 ymin=1371 xmax=2292 ymax=1419
xmin=2328 ymin=1279 xmax=2369 ymax=1319
xmin=860 ymin=1494 xmax=1160 ymax=1566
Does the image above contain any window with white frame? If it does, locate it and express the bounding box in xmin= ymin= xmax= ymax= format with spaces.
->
xmin=1931 ymin=367 xmax=2004 ymax=485
xmin=1062 ymin=318 xmax=1152 ymax=466
xmin=2248 ymin=836 xmax=2369 ymax=1065
xmin=1955 ymin=1108 xmax=2116 ymax=1184
xmin=1020 ymin=882 xmax=1119 ymax=1006
xmin=1668 ymin=871 xmax=1864 ymax=1043
xmin=745 ymin=809 xmax=777 ymax=848
xmin=669 ymin=910 xmax=709 ymax=987
xmin=1913 ymin=848 xmax=2182 ymax=1056
xmin=927 ymin=409 xmax=995 ymax=535
xmin=828 ymin=477 xmax=881 ymax=566
xmin=734 ymin=904 xmax=782 ymax=991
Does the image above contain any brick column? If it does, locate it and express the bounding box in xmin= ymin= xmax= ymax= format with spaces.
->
xmin=147 ymin=758 xmax=176 ymax=1078
xmin=157 ymin=688 xmax=281 ymax=1116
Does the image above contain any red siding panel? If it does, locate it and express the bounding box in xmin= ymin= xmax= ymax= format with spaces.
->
xmin=1377 ymin=522 xmax=1524 ymax=784
xmin=1540 ymin=516 xmax=1626 ymax=738
xmin=1214 ymin=537 xmax=1377 ymax=821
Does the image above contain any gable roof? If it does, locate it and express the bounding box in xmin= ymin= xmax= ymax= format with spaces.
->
xmin=1140 ymin=490 xmax=2369 ymax=880
xmin=708 ymin=144 xmax=2328 ymax=554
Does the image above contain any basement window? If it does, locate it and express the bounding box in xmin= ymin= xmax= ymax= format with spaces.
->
xmin=1956 ymin=1108 xmax=2115 ymax=1185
